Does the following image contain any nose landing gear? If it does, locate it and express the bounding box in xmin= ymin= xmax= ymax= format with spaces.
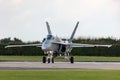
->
xmin=42 ymin=56 xmax=54 ymax=63
xmin=42 ymin=51 xmax=54 ymax=63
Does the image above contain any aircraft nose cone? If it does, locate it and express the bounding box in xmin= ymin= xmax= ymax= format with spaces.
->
xmin=41 ymin=46 xmax=49 ymax=51
xmin=41 ymin=46 xmax=46 ymax=50
xmin=42 ymin=46 xmax=51 ymax=51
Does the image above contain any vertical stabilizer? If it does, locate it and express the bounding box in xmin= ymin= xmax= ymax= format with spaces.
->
xmin=68 ymin=21 xmax=79 ymax=43
xmin=46 ymin=22 xmax=52 ymax=35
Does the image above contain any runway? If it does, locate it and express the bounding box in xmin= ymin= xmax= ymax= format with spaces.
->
xmin=0 ymin=62 xmax=120 ymax=70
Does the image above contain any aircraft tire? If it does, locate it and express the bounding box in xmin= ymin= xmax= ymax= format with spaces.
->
xmin=42 ymin=56 xmax=46 ymax=63
xmin=70 ymin=57 xmax=74 ymax=63
xmin=48 ymin=58 xmax=50 ymax=63
xmin=52 ymin=58 xmax=54 ymax=63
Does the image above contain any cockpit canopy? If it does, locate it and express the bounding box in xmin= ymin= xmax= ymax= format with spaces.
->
xmin=47 ymin=35 xmax=52 ymax=40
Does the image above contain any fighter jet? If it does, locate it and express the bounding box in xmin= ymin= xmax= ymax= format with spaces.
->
xmin=5 ymin=21 xmax=112 ymax=63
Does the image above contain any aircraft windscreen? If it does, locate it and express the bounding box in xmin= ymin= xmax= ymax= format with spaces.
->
xmin=47 ymin=35 xmax=52 ymax=40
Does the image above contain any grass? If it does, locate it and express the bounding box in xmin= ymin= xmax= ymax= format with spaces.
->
xmin=0 ymin=56 xmax=41 ymax=61
xmin=0 ymin=70 xmax=120 ymax=80
xmin=0 ymin=56 xmax=120 ymax=62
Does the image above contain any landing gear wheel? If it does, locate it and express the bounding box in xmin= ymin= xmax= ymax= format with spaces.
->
xmin=48 ymin=58 xmax=50 ymax=63
xmin=70 ymin=57 xmax=74 ymax=63
xmin=52 ymin=58 xmax=54 ymax=63
xmin=42 ymin=56 xmax=46 ymax=63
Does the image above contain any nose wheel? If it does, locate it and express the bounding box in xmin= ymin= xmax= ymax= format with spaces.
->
xmin=42 ymin=56 xmax=54 ymax=63
xmin=48 ymin=58 xmax=50 ymax=63
xmin=47 ymin=57 xmax=54 ymax=63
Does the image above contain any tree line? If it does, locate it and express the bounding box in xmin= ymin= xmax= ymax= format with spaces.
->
xmin=0 ymin=37 xmax=120 ymax=56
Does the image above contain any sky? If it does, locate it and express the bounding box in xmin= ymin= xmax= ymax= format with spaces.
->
xmin=0 ymin=0 xmax=120 ymax=41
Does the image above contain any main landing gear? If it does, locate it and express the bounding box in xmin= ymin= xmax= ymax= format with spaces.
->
xmin=42 ymin=56 xmax=46 ymax=63
xmin=64 ymin=52 xmax=74 ymax=63
xmin=70 ymin=56 xmax=74 ymax=63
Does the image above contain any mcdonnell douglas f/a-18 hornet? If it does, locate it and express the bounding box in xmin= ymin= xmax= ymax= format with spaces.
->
xmin=5 ymin=21 xmax=112 ymax=63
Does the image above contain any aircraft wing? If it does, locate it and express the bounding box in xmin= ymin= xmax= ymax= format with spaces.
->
xmin=70 ymin=43 xmax=112 ymax=48
xmin=5 ymin=44 xmax=42 ymax=48
xmin=52 ymin=42 xmax=112 ymax=48
xmin=51 ymin=42 xmax=68 ymax=45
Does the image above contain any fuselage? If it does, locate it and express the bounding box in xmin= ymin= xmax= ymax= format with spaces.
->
xmin=42 ymin=35 xmax=61 ymax=51
xmin=41 ymin=34 xmax=72 ymax=54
